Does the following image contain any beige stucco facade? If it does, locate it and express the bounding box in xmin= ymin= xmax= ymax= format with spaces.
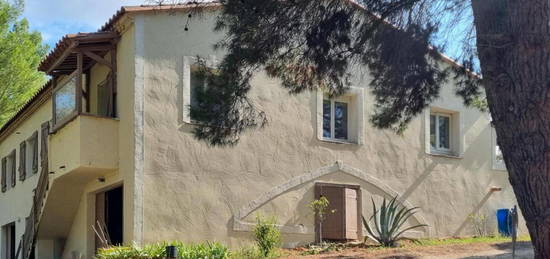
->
xmin=0 ymin=5 xmax=526 ymax=259
xmin=136 ymin=9 xmax=525 ymax=247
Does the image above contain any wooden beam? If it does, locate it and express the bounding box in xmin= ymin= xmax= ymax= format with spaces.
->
xmin=73 ymin=44 xmax=115 ymax=52
xmin=83 ymin=51 xmax=112 ymax=69
xmin=72 ymin=32 xmax=118 ymax=42
xmin=45 ymin=41 xmax=78 ymax=74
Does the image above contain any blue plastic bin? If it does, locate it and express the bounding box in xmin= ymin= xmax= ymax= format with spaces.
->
xmin=497 ymin=209 xmax=511 ymax=236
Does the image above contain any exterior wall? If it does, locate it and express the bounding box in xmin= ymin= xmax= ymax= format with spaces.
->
xmin=0 ymin=15 xmax=137 ymax=259
xmin=0 ymin=99 xmax=51 ymax=258
xmin=138 ymin=10 xmax=525 ymax=248
xmin=0 ymin=7 xmax=526 ymax=257
xmin=59 ymin=19 xmax=137 ymax=258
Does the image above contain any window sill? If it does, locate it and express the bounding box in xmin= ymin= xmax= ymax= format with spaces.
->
xmin=492 ymin=165 xmax=507 ymax=172
xmin=320 ymin=138 xmax=356 ymax=145
xmin=182 ymin=120 xmax=214 ymax=128
xmin=427 ymin=151 xmax=462 ymax=159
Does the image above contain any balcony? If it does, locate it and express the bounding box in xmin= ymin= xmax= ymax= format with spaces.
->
xmin=49 ymin=114 xmax=119 ymax=178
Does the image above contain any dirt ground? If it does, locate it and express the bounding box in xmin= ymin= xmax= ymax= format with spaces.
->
xmin=282 ymin=241 xmax=534 ymax=259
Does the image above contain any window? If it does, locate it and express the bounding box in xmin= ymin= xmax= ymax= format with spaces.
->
xmin=97 ymin=74 xmax=115 ymax=117
xmin=323 ymin=99 xmax=349 ymax=140
xmin=182 ymin=56 xmax=218 ymax=124
xmin=7 ymin=151 xmax=15 ymax=189
xmin=426 ymin=107 xmax=462 ymax=157
xmin=19 ymin=141 xmax=25 ymax=182
xmin=492 ymin=128 xmax=506 ymax=171
xmin=189 ymin=64 xmax=209 ymax=121
xmin=53 ymin=76 xmax=77 ymax=124
xmin=1 ymin=151 xmax=15 ymax=192
xmin=26 ymin=132 xmax=39 ymax=175
xmin=316 ymin=88 xmax=365 ymax=144
xmin=430 ymin=113 xmax=451 ymax=152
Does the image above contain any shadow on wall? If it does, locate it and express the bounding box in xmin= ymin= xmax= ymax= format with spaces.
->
xmin=452 ymin=189 xmax=499 ymax=236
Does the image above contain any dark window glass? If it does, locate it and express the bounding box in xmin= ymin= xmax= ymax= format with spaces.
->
xmin=439 ymin=116 xmax=450 ymax=149
xmin=334 ymin=102 xmax=348 ymax=139
xmin=323 ymin=100 xmax=331 ymax=138
xmin=430 ymin=115 xmax=436 ymax=149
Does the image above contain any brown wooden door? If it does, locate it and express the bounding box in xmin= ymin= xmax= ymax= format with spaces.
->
xmin=318 ymin=186 xmax=345 ymax=240
xmin=315 ymin=183 xmax=362 ymax=241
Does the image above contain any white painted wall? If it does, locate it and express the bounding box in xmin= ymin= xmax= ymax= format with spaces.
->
xmin=0 ymin=99 xmax=51 ymax=258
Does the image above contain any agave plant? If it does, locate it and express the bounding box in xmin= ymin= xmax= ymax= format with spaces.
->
xmin=362 ymin=196 xmax=427 ymax=247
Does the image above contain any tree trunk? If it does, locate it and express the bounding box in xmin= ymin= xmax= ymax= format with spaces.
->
xmin=471 ymin=0 xmax=550 ymax=258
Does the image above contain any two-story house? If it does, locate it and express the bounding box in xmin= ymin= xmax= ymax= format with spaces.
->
xmin=0 ymin=3 xmax=523 ymax=259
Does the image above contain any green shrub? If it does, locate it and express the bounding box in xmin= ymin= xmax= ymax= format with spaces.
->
xmin=253 ymin=215 xmax=281 ymax=258
xmin=96 ymin=241 xmax=229 ymax=259
xmin=363 ymin=196 xmax=427 ymax=247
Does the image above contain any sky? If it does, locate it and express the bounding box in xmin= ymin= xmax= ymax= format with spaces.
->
xmin=19 ymin=0 xmax=468 ymax=65
xmin=22 ymin=0 xmax=145 ymax=47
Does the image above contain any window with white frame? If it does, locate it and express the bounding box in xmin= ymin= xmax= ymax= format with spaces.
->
xmin=430 ymin=113 xmax=452 ymax=152
xmin=492 ymin=127 xmax=506 ymax=171
xmin=190 ymin=64 xmax=209 ymax=120
xmin=317 ymin=88 xmax=365 ymax=144
xmin=182 ymin=56 xmax=218 ymax=124
xmin=323 ymin=98 xmax=349 ymax=140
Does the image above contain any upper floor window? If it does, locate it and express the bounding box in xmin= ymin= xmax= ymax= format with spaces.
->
xmin=323 ymin=99 xmax=349 ymax=140
xmin=190 ymin=64 xmax=212 ymax=121
xmin=492 ymin=127 xmax=506 ymax=171
xmin=97 ymin=74 xmax=116 ymax=118
xmin=1 ymin=150 xmax=16 ymax=192
xmin=426 ymin=107 xmax=462 ymax=157
xmin=430 ymin=113 xmax=451 ymax=152
xmin=26 ymin=132 xmax=39 ymax=175
xmin=316 ymin=88 xmax=365 ymax=144
xmin=182 ymin=56 xmax=218 ymax=124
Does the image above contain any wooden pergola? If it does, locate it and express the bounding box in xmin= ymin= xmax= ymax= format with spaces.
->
xmin=38 ymin=32 xmax=119 ymax=131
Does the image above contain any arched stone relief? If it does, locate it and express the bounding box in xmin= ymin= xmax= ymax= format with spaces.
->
xmin=232 ymin=161 xmax=430 ymax=236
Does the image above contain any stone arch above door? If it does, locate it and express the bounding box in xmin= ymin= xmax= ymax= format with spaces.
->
xmin=232 ymin=161 xmax=429 ymax=235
